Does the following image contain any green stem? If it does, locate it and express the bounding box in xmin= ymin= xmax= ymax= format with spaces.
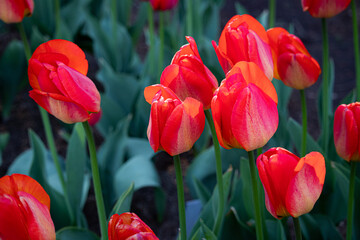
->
xmin=159 ymin=11 xmax=165 ymax=80
xmin=174 ymin=155 xmax=187 ymax=240
xmin=293 ymin=217 xmax=302 ymax=240
xmin=300 ymin=90 xmax=307 ymax=157
xmin=248 ymin=151 xmax=264 ymax=240
xmin=268 ymin=0 xmax=276 ymax=28
xmin=256 ymin=148 xmax=263 ymax=157
xmin=205 ymin=110 xmax=224 ymax=236
xmin=351 ymin=0 xmax=360 ymax=101
xmin=16 ymin=23 xmax=31 ymax=61
xmin=147 ymin=5 xmax=156 ymax=79
xmin=55 ymin=0 xmax=61 ymax=34
xmin=111 ymin=0 xmax=117 ymax=41
xmin=186 ymin=0 xmax=193 ymax=36
xmin=346 ymin=162 xmax=357 ymax=240
xmin=321 ymin=18 xmax=329 ymax=157
xmin=82 ymin=122 xmax=107 ymax=240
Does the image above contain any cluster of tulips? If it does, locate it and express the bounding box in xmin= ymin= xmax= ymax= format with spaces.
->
xmin=0 ymin=0 xmax=360 ymax=239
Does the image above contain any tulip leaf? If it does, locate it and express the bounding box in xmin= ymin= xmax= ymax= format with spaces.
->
xmin=125 ymin=138 xmax=154 ymax=159
xmin=265 ymin=219 xmax=286 ymax=240
xmin=0 ymin=132 xmax=9 ymax=167
xmin=155 ymin=188 xmax=167 ymax=223
xmin=61 ymin=0 xmax=91 ymax=37
xmin=200 ymin=219 xmax=217 ymax=240
xmin=299 ymin=214 xmax=322 ymax=240
xmin=56 ymin=227 xmax=99 ymax=240
xmin=312 ymin=214 xmax=342 ymax=240
xmin=26 ymin=0 xmax=55 ymax=36
xmin=220 ymin=207 xmax=254 ymax=239
xmin=193 ymin=178 xmax=212 ymax=205
xmin=109 ymin=182 xmax=134 ymax=217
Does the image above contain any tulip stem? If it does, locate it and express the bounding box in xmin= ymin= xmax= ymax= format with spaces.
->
xmin=205 ymin=110 xmax=224 ymax=236
xmin=300 ymin=90 xmax=307 ymax=157
xmin=248 ymin=150 xmax=264 ymax=240
xmin=17 ymin=23 xmax=31 ymax=61
xmin=186 ymin=0 xmax=193 ymax=36
xmin=351 ymin=0 xmax=360 ymax=101
xmin=147 ymin=4 xmax=156 ymax=79
xmin=321 ymin=18 xmax=329 ymax=157
xmin=257 ymin=148 xmax=263 ymax=157
xmin=174 ymin=155 xmax=187 ymax=240
xmin=82 ymin=122 xmax=108 ymax=240
xmin=159 ymin=11 xmax=165 ymax=80
xmin=268 ymin=0 xmax=276 ymax=28
xmin=54 ymin=0 xmax=61 ymax=35
xmin=346 ymin=162 xmax=357 ymax=240
xmin=293 ymin=217 xmax=302 ymax=240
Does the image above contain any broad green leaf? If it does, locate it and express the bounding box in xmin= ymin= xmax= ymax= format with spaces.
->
xmin=97 ymin=95 xmax=126 ymax=136
xmin=235 ymin=2 xmax=248 ymax=15
xmin=25 ymin=0 xmax=55 ymax=36
xmin=312 ymin=214 xmax=342 ymax=240
xmin=126 ymin=138 xmax=154 ymax=158
xmin=193 ymin=178 xmax=211 ymax=205
xmin=200 ymin=219 xmax=217 ymax=240
xmin=56 ymin=227 xmax=99 ymax=240
xmin=265 ymin=219 xmax=286 ymax=240
xmin=155 ymin=188 xmax=166 ymax=223
xmin=61 ymin=0 xmax=91 ymax=36
xmin=299 ymin=214 xmax=322 ymax=240
xmin=220 ymin=207 xmax=254 ymax=239
xmin=110 ymin=182 xmax=134 ymax=217
xmin=0 ymin=132 xmax=10 ymax=166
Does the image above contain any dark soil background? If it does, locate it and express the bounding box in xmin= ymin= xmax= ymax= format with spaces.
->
xmin=0 ymin=0 xmax=357 ymax=239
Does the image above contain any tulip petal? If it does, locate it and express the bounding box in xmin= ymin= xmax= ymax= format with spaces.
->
xmin=212 ymin=40 xmax=232 ymax=74
xmin=0 ymin=0 xmax=33 ymax=23
xmin=29 ymin=89 xmax=90 ymax=124
xmin=161 ymin=97 xmax=205 ymax=156
xmin=267 ymin=27 xmax=289 ymax=80
xmin=231 ymin=84 xmax=278 ymax=151
xmin=144 ymin=84 xmax=179 ymax=104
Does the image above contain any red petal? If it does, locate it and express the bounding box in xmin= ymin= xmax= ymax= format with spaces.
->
xmin=0 ymin=0 xmax=34 ymax=23
xmin=144 ymin=84 xmax=179 ymax=104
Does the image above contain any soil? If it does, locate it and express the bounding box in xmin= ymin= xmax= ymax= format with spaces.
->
xmin=0 ymin=0 xmax=357 ymax=239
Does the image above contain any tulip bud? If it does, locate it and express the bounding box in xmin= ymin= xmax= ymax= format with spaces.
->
xmin=148 ymin=0 xmax=178 ymax=11
xmin=302 ymin=0 xmax=351 ymax=18
xmin=0 ymin=0 xmax=34 ymax=23
xmin=257 ymin=147 xmax=326 ymax=219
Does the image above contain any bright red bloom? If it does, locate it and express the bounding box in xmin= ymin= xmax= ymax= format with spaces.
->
xmin=267 ymin=27 xmax=321 ymax=90
xmin=108 ymin=212 xmax=159 ymax=240
xmin=144 ymin=84 xmax=205 ymax=156
xmin=149 ymin=0 xmax=178 ymax=11
xmin=302 ymin=0 xmax=351 ymax=18
xmin=334 ymin=102 xmax=360 ymax=161
xmin=211 ymin=61 xmax=278 ymax=151
xmin=0 ymin=0 xmax=34 ymax=23
xmin=28 ymin=39 xmax=101 ymax=124
xmin=88 ymin=109 xmax=102 ymax=126
xmin=257 ymin=147 xmax=326 ymax=219
xmin=0 ymin=174 xmax=55 ymax=240
xmin=161 ymin=36 xmax=218 ymax=109
xmin=212 ymin=14 xmax=273 ymax=80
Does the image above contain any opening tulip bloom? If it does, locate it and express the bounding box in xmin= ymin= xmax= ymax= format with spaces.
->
xmin=161 ymin=36 xmax=218 ymax=109
xmin=334 ymin=102 xmax=360 ymax=161
xmin=0 ymin=0 xmax=34 ymax=23
xmin=0 ymin=174 xmax=55 ymax=240
xmin=144 ymin=84 xmax=205 ymax=156
xmin=257 ymin=147 xmax=326 ymax=219
xmin=28 ymin=39 xmax=101 ymax=124
xmin=148 ymin=0 xmax=178 ymax=11
xmin=302 ymin=0 xmax=351 ymax=18
xmin=267 ymin=27 xmax=321 ymax=90
xmin=108 ymin=212 xmax=159 ymax=240
xmin=212 ymin=14 xmax=273 ymax=80
xmin=211 ymin=61 xmax=278 ymax=151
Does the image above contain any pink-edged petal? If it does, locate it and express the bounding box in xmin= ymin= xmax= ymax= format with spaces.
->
xmin=161 ymin=97 xmax=205 ymax=156
xmin=29 ymin=89 xmax=91 ymax=124
xmin=231 ymin=83 xmax=278 ymax=151
xmin=19 ymin=191 xmax=56 ymax=240
xmin=144 ymin=84 xmax=180 ymax=104
xmin=55 ymin=63 xmax=100 ymax=113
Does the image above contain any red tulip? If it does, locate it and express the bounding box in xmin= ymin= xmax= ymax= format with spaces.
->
xmin=334 ymin=102 xmax=360 ymax=161
xmin=149 ymin=0 xmax=178 ymax=11
xmin=88 ymin=109 xmax=102 ymax=126
xmin=144 ymin=84 xmax=205 ymax=156
xmin=212 ymin=14 xmax=273 ymax=80
xmin=257 ymin=147 xmax=326 ymax=219
xmin=108 ymin=212 xmax=159 ymax=240
xmin=302 ymin=0 xmax=351 ymax=18
xmin=211 ymin=61 xmax=278 ymax=151
xmin=267 ymin=27 xmax=321 ymax=90
xmin=28 ymin=39 xmax=101 ymax=124
xmin=0 ymin=174 xmax=55 ymax=240
xmin=0 ymin=0 xmax=34 ymax=23
xmin=161 ymin=36 xmax=218 ymax=109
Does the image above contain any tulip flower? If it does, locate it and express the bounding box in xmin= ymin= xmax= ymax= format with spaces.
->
xmin=333 ymin=102 xmax=360 ymax=161
xmin=144 ymin=84 xmax=205 ymax=156
xmin=212 ymin=14 xmax=273 ymax=80
xmin=267 ymin=27 xmax=321 ymax=90
xmin=88 ymin=109 xmax=102 ymax=126
xmin=211 ymin=61 xmax=278 ymax=151
xmin=0 ymin=174 xmax=55 ymax=240
xmin=0 ymin=0 xmax=34 ymax=23
xmin=28 ymin=39 xmax=101 ymax=124
xmin=257 ymin=147 xmax=326 ymax=219
xmin=108 ymin=212 xmax=159 ymax=240
xmin=161 ymin=36 xmax=218 ymax=109
xmin=302 ymin=0 xmax=351 ymax=18
xmin=149 ymin=0 xmax=178 ymax=11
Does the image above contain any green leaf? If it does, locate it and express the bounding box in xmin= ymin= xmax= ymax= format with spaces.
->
xmin=265 ymin=219 xmax=286 ymax=240
xmin=125 ymin=138 xmax=154 ymax=158
xmin=299 ymin=214 xmax=322 ymax=240
xmin=235 ymin=2 xmax=248 ymax=15
xmin=110 ymin=182 xmax=134 ymax=217
xmin=24 ymin=0 xmax=55 ymax=36
xmin=193 ymin=178 xmax=211 ymax=205
xmin=200 ymin=219 xmax=217 ymax=240
xmin=220 ymin=207 xmax=254 ymax=239
xmin=56 ymin=227 xmax=99 ymax=240
xmin=312 ymin=214 xmax=342 ymax=240
xmin=0 ymin=132 xmax=10 ymax=166
xmin=155 ymin=188 xmax=166 ymax=223
xmin=61 ymin=0 xmax=91 ymax=36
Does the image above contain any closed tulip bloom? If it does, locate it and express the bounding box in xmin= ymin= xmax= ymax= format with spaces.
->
xmin=257 ymin=147 xmax=326 ymax=219
xmin=144 ymin=84 xmax=205 ymax=156
xmin=0 ymin=174 xmax=55 ymax=240
xmin=267 ymin=27 xmax=321 ymax=90
xmin=161 ymin=36 xmax=218 ymax=109
xmin=211 ymin=61 xmax=278 ymax=151
xmin=149 ymin=0 xmax=178 ymax=11
xmin=0 ymin=0 xmax=34 ymax=23
xmin=334 ymin=103 xmax=360 ymax=161
xmin=302 ymin=0 xmax=351 ymax=18
xmin=28 ymin=39 xmax=101 ymax=124
xmin=212 ymin=14 xmax=273 ymax=80
xmin=108 ymin=212 xmax=159 ymax=240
